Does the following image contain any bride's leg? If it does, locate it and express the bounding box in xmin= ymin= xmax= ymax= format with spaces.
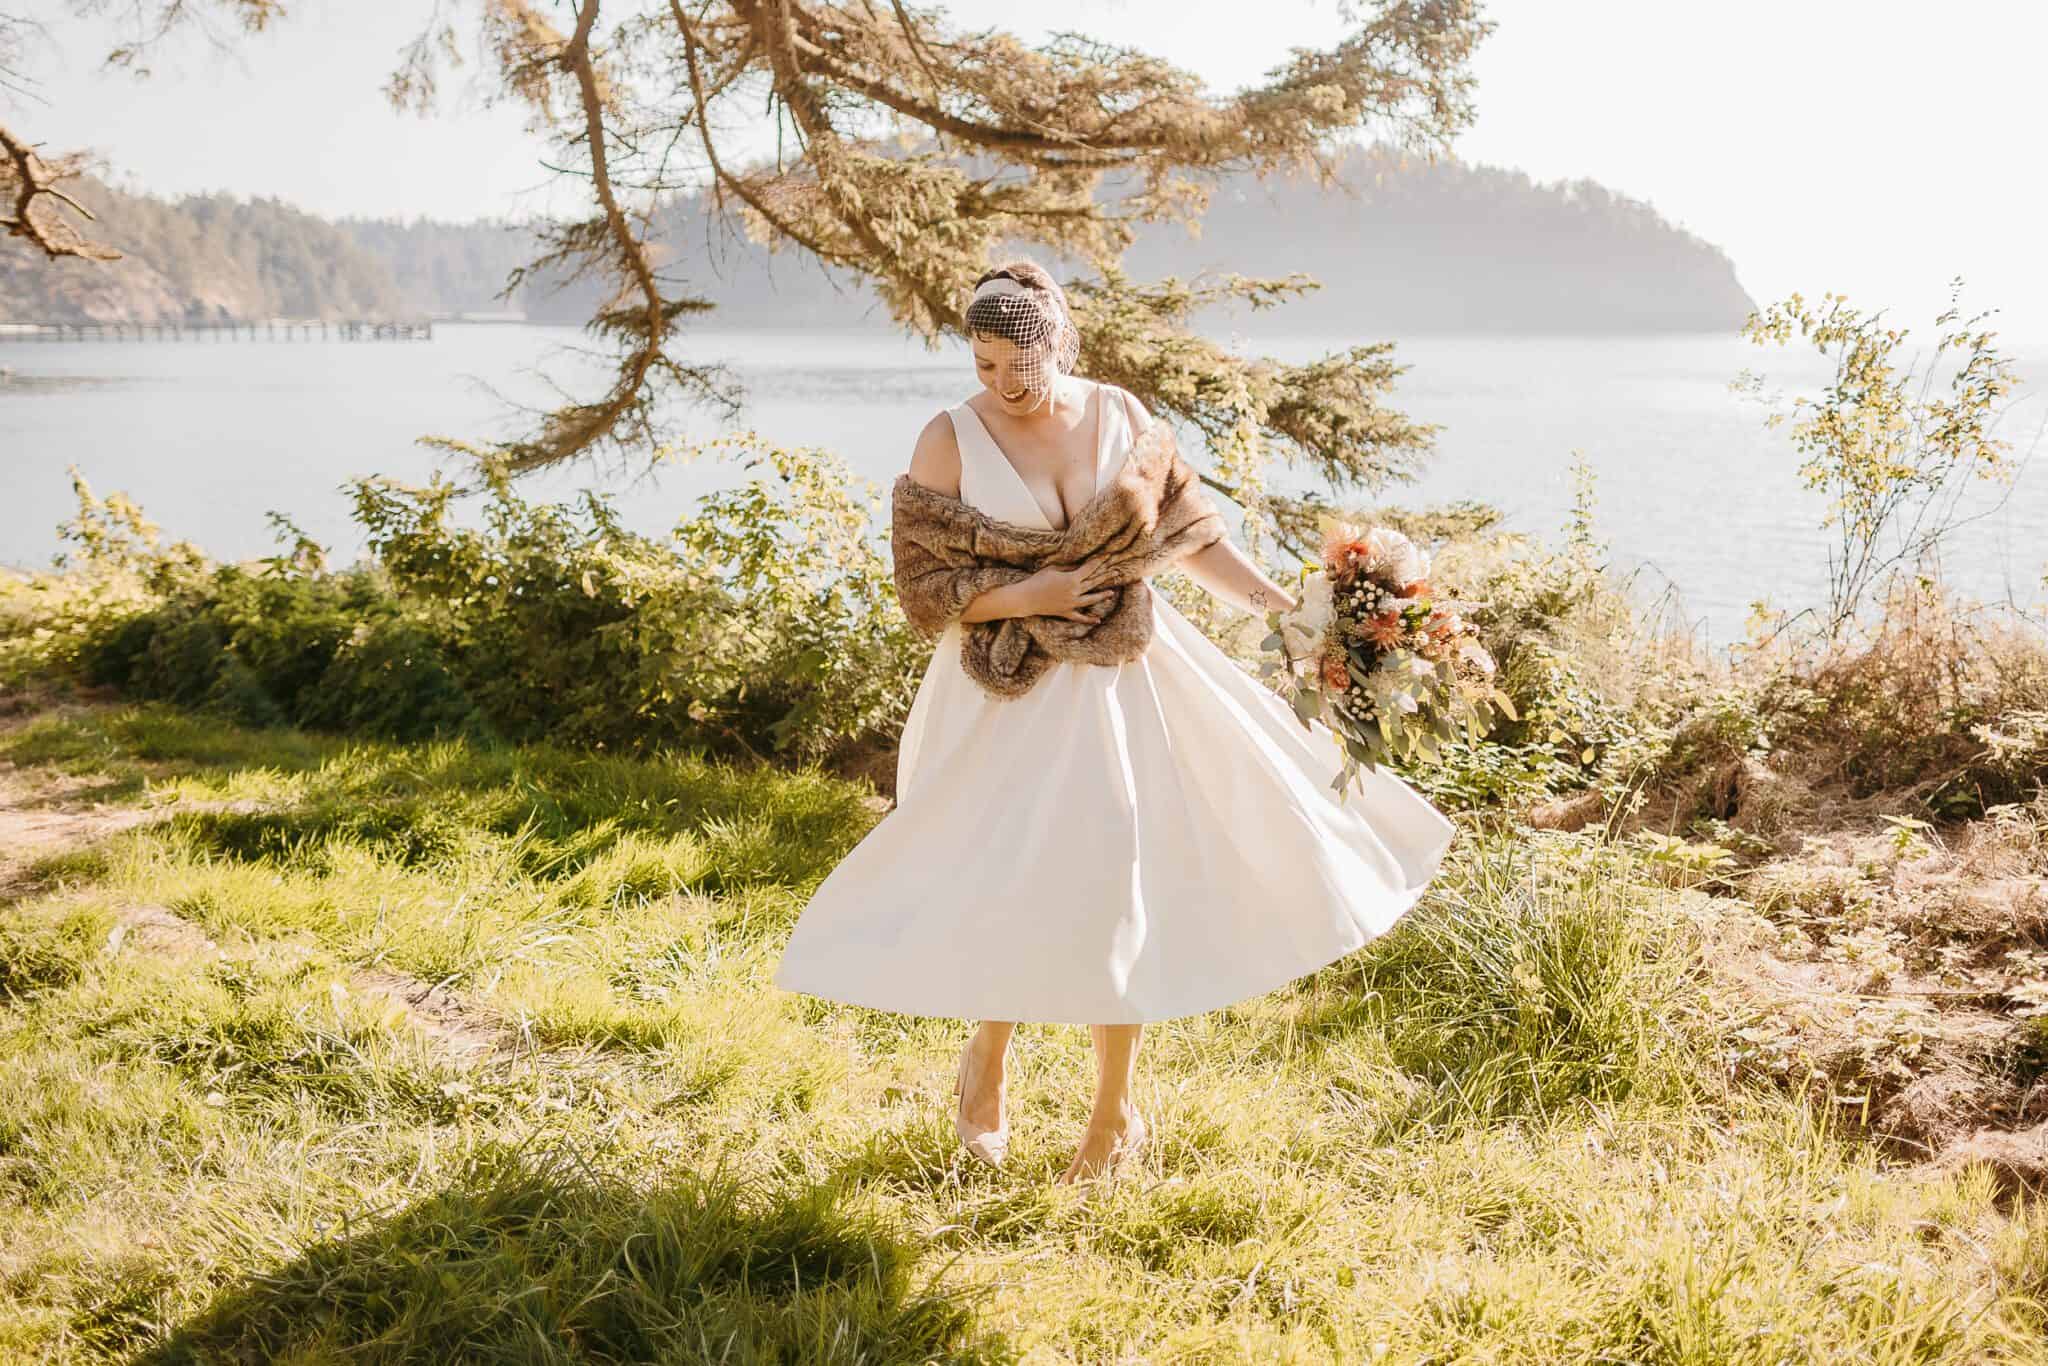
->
xmin=957 ymin=1020 xmax=1013 ymax=1134
xmin=1058 ymin=1023 xmax=1147 ymax=1183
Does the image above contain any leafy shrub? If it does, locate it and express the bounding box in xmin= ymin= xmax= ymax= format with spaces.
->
xmin=299 ymin=617 xmax=486 ymax=742
xmin=0 ymin=470 xmax=204 ymax=686
xmin=7 ymin=445 xmax=923 ymax=764
xmin=13 ymin=428 xmax=2042 ymax=816
xmin=81 ymin=567 xmax=430 ymax=731
xmin=352 ymin=440 xmax=922 ymax=759
xmin=1735 ymin=284 xmax=2020 ymax=634
xmin=1401 ymin=737 xmax=1566 ymax=811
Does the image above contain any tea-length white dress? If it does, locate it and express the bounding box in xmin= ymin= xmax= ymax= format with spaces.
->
xmin=773 ymin=379 xmax=1455 ymax=1024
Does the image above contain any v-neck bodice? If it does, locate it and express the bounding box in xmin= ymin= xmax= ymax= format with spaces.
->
xmin=949 ymin=382 xmax=1125 ymax=532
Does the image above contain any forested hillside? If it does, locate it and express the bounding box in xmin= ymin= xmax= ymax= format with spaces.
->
xmin=1 ymin=146 xmax=1754 ymax=333
xmin=1123 ymin=147 xmax=1756 ymax=334
xmin=0 ymin=185 xmax=410 ymax=324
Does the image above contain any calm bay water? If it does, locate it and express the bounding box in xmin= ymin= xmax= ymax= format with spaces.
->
xmin=4 ymin=323 xmax=2044 ymax=646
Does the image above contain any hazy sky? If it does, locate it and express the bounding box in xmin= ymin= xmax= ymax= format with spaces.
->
xmin=11 ymin=0 xmax=2044 ymax=338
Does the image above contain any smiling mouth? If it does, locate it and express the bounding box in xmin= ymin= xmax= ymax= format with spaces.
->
xmin=1001 ymin=387 xmax=1027 ymax=401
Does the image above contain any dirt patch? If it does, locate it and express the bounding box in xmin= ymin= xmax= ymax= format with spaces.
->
xmin=350 ymin=968 xmax=516 ymax=1062
xmin=0 ymin=762 xmax=158 ymax=898
xmin=0 ymin=796 xmax=152 ymax=868
xmin=1671 ymin=762 xmax=2048 ymax=1186
xmin=1928 ymin=1119 xmax=2048 ymax=1202
xmin=0 ymin=737 xmax=266 ymax=900
xmin=100 ymin=898 xmax=514 ymax=1065
xmin=2 ymin=713 xmax=517 ymax=1067
xmin=109 ymin=903 xmax=219 ymax=958
xmin=824 ymin=735 xmax=900 ymax=808
xmin=1523 ymin=789 xmax=1607 ymax=833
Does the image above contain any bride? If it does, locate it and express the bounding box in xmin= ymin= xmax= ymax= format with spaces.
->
xmin=774 ymin=259 xmax=1454 ymax=1183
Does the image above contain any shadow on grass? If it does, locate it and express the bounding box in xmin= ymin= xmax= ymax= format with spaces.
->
xmin=138 ymin=1141 xmax=1011 ymax=1365
xmin=2 ymin=704 xmax=881 ymax=889
xmin=0 ymin=703 xmax=339 ymax=780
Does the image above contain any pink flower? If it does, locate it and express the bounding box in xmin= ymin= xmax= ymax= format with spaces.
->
xmin=1320 ymin=520 xmax=1367 ymax=565
xmin=1321 ymin=655 xmax=1351 ymax=691
xmin=1363 ymin=612 xmax=1406 ymax=649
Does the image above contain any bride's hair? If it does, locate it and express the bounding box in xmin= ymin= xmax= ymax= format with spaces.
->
xmin=964 ymin=259 xmax=1081 ymax=392
xmin=971 ymin=258 xmax=1061 ymax=301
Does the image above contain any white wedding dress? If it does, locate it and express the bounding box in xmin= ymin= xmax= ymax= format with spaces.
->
xmin=773 ymin=379 xmax=1455 ymax=1024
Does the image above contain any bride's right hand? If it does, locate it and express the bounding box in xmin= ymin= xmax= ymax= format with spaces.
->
xmin=1025 ymin=563 xmax=1117 ymax=623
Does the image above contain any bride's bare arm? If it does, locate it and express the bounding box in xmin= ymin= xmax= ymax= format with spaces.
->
xmin=906 ymin=413 xmax=1112 ymax=625
xmin=1177 ymin=537 xmax=1299 ymax=615
xmin=906 ymin=412 xmax=963 ymax=497
xmin=960 ymin=566 xmax=1111 ymax=624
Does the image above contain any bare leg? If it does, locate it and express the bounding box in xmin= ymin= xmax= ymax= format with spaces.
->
xmin=1057 ymin=1023 xmax=1148 ymax=1184
xmin=955 ymin=1020 xmax=1013 ymax=1153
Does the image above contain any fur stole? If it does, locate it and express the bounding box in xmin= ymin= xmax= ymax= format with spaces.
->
xmin=891 ymin=418 xmax=1227 ymax=698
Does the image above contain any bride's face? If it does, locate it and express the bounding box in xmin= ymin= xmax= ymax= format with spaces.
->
xmin=972 ymin=334 xmax=1052 ymax=418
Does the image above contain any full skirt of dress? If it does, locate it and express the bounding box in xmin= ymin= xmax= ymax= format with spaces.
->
xmin=772 ymin=592 xmax=1456 ymax=1024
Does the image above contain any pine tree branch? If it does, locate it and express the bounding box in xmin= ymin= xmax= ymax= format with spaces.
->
xmin=0 ymin=123 xmax=121 ymax=260
xmin=477 ymin=0 xmax=734 ymax=475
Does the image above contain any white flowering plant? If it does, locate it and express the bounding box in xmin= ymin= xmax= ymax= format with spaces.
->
xmin=1260 ymin=519 xmax=1517 ymax=796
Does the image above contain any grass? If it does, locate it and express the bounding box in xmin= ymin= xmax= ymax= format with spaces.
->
xmin=2 ymin=701 xmax=2045 ymax=1362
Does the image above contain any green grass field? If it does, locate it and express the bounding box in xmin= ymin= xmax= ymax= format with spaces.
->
xmin=2 ymin=702 xmax=2043 ymax=1362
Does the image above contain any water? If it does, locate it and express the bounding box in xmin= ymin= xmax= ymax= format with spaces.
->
xmin=4 ymin=323 xmax=2044 ymax=647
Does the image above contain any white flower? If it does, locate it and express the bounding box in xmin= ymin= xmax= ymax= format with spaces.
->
xmin=1364 ymin=527 xmax=1430 ymax=587
xmin=1294 ymin=573 xmax=1334 ymax=633
xmin=1278 ymin=571 xmax=1333 ymax=658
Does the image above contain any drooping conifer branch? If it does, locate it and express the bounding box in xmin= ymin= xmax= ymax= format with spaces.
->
xmin=19 ymin=0 xmax=1491 ymax=551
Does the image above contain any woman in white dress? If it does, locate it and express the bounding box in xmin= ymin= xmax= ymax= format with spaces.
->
xmin=774 ymin=260 xmax=1455 ymax=1183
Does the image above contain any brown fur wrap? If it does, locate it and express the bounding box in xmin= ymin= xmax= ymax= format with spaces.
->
xmin=891 ymin=419 xmax=1228 ymax=699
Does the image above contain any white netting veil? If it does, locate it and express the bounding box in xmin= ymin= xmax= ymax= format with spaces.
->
xmin=964 ymin=267 xmax=1080 ymax=407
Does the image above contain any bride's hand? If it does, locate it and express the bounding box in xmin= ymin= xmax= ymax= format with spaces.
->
xmin=1025 ymin=563 xmax=1117 ymax=623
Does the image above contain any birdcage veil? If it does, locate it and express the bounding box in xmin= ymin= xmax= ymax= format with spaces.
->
xmin=964 ymin=265 xmax=1081 ymax=405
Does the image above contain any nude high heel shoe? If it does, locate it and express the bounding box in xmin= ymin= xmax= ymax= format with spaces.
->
xmin=1057 ymin=1110 xmax=1148 ymax=1185
xmin=953 ymin=1045 xmax=1009 ymax=1168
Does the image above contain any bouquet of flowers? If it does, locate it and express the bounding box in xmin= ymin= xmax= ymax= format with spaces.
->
xmin=1261 ymin=520 xmax=1516 ymax=796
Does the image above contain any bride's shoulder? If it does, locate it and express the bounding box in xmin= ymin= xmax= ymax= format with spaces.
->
xmin=906 ymin=408 xmax=963 ymax=496
xmin=1095 ymin=379 xmax=1151 ymax=432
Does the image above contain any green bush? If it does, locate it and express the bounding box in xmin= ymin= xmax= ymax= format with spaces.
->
xmin=350 ymin=441 xmax=922 ymax=759
xmin=297 ymin=617 xmax=483 ymax=741
xmin=0 ymin=470 xmax=204 ymax=686
xmin=8 ymin=445 xmax=925 ymax=764
xmin=82 ymin=568 xmax=416 ymax=728
xmin=15 ymin=441 xmax=2040 ymax=815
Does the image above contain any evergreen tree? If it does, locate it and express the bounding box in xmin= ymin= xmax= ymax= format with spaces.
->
xmin=8 ymin=0 xmax=1495 ymax=551
xmin=403 ymin=0 xmax=1492 ymax=548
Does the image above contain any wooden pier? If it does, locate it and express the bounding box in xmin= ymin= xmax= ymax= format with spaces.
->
xmin=0 ymin=319 xmax=434 ymax=343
